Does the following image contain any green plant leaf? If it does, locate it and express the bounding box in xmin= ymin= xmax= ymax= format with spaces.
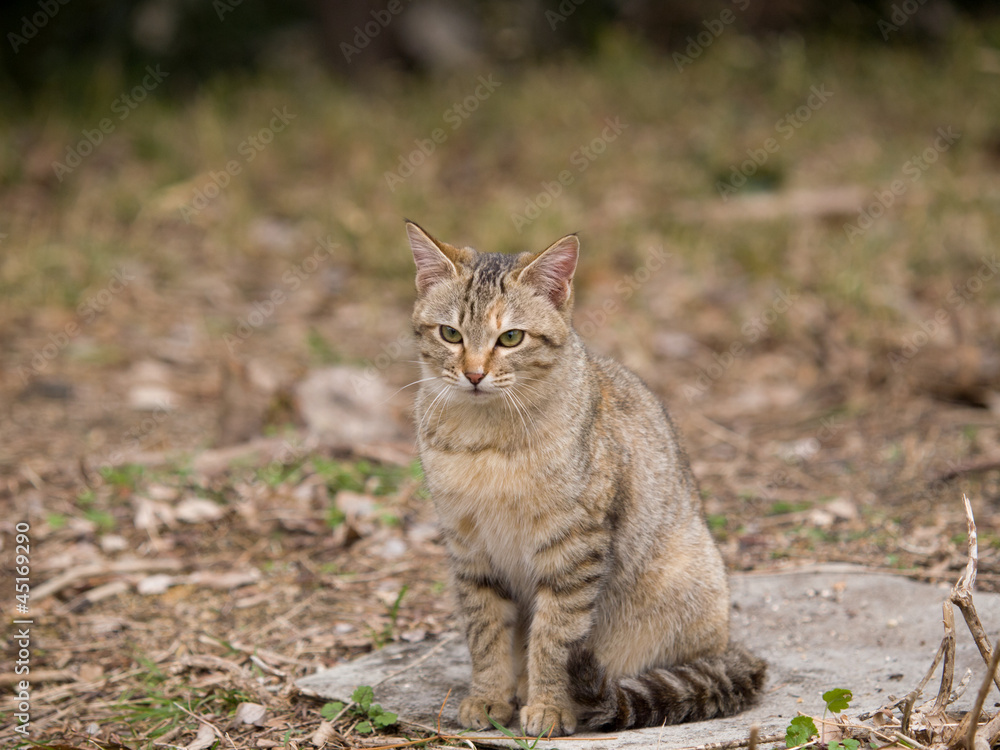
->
xmin=486 ymin=712 xmax=536 ymax=750
xmin=822 ymin=688 xmax=853 ymax=713
xmin=786 ymin=715 xmax=818 ymax=747
xmin=356 ymin=720 xmax=373 ymax=734
xmin=319 ymin=701 xmax=344 ymax=720
xmin=828 ymin=740 xmax=861 ymax=750
xmin=351 ymin=685 xmax=374 ymax=712
xmin=374 ymin=711 xmax=397 ymax=727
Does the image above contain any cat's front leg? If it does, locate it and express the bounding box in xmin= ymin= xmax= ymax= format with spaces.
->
xmin=453 ymin=568 xmax=519 ymax=729
xmin=521 ymin=536 xmax=607 ymax=736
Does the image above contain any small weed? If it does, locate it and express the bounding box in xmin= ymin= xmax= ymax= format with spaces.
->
xmin=378 ymin=509 xmax=401 ymax=526
xmin=99 ymin=463 xmax=146 ymax=490
xmin=785 ymin=687 xmax=854 ymax=748
xmin=327 ymin=505 xmax=346 ymax=529
xmin=487 ymin=712 xmax=558 ymax=750
xmin=768 ymin=500 xmax=812 ymax=516
xmin=321 ymin=685 xmax=398 ymax=734
xmin=371 ymin=585 xmax=409 ymax=647
xmin=786 ymin=715 xmax=818 ymax=747
xmin=307 ymin=328 xmax=338 ymax=364
xmin=134 ymin=653 xmax=168 ymax=686
xmin=84 ymin=507 xmax=117 ymax=533
xmin=313 ymin=457 xmax=413 ymax=497
xmin=256 ymin=460 xmax=303 ymax=487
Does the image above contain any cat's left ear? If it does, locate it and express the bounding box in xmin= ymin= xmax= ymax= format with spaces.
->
xmin=406 ymin=220 xmax=460 ymax=296
xmin=519 ymin=234 xmax=579 ymax=309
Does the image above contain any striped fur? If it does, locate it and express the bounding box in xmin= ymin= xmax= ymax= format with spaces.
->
xmin=569 ymin=643 xmax=767 ymax=729
xmin=406 ymin=222 xmax=766 ymax=736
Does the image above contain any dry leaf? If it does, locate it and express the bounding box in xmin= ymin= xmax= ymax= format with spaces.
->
xmin=79 ymin=663 xmax=104 ymax=682
xmin=176 ymin=496 xmax=226 ymax=523
xmin=311 ymin=720 xmax=336 ymax=747
xmin=137 ymin=574 xmax=175 ymax=595
xmin=233 ymin=701 xmax=267 ymax=727
xmin=186 ymin=569 xmax=260 ymax=590
xmin=401 ymin=629 xmax=427 ymax=643
xmin=184 ymin=723 xmax=217 ymax=750
xmin=133 ymin=497 xmax=176 ymax=531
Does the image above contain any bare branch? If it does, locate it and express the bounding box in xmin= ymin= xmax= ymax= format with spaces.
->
xmin=950 ymin=496 xmax=1000 ymax=693
xmin=956 ymin=636 xmax=1000 ymax=750
xmin=934 ymin=600 xmax=958 ymax=714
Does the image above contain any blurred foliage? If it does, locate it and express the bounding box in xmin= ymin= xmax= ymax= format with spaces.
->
xmin=1 ymin=0 xmax=999 ymax=105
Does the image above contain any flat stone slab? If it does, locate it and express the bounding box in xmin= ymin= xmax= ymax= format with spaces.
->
xmin=298 ymin=565 xmax=1000 ymax=748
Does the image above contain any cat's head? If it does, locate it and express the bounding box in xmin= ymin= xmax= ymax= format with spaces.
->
xmin=407 ymin=220 xmax=578 ymax=400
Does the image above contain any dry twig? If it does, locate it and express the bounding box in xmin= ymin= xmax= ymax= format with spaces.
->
xmin=950 ymin=495 xmax=1000 ymax=695
xmin=954 ymin=636 xmax=1000 ymax=750
xmin=934 ymin=601 xmax=958 ymax=714
xmin=33 ymin=558 xmax=184 ymax=601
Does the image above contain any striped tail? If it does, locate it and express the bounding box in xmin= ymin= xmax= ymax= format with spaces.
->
xmin=569 ymin=643 xmax=767 ymax=730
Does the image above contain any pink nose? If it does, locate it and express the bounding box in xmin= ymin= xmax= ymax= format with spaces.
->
xmin=465 ymin=372 xmax=485 ymax=385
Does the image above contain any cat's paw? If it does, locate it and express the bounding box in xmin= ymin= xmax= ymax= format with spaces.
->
xmin=459 ymin=695 xmax=515 ymax=729
xmin=520 ymin=703 xmax=577 ymax=737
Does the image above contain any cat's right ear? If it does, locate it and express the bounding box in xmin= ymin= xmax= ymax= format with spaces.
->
xmin=406 ymin=221 xmax=458 ymax=296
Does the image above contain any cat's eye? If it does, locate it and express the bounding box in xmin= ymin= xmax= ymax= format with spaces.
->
xmin=440 ymin=325 xmax=463 ymax=344
xmin=497 ymin=329 xmax=524 ymax=348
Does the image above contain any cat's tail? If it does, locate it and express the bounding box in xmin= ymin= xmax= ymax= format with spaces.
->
xmin=568 ymin=643 xmax=767 ymax=730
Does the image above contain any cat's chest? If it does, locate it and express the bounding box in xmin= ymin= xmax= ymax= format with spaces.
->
xmin=424 ymin=445 xmax=568 ymax=522
xmin=424 ymin=445 xmax=574 ymax=587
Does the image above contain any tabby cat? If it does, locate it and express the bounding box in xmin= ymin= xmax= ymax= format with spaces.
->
xmin=407 ymin=221 xmax=766 ymax=736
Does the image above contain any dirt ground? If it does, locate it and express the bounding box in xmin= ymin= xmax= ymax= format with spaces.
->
xmin=2 ymin=23 xmax=1000 ymax=750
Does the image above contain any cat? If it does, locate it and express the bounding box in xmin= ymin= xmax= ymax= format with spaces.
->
xmin=406 ymin=220 xmax=766 ymax=737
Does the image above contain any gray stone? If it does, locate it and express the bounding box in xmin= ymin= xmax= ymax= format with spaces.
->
xmin=294 ymin=366 xmax=405 ymax=446
xmin=298 ymin=565 xmax=1000 ymax=748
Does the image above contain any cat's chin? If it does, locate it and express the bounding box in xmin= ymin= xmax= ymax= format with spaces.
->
xmin=447 ymin=383 xmax=503 ymax=402
xmin=461 ymin=387 xmax=498 ymax=400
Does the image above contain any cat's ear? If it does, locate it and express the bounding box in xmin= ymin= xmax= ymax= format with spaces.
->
xmin=519 ymin=234 xmax=579 ymax=309
xmin=406 ymin=220 xmax=460 ymax=296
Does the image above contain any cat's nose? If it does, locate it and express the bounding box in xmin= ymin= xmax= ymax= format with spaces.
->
xmin=465 ymin=371 xmax=485 ymax=385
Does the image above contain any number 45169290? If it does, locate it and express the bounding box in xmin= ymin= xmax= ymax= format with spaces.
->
xmin=14 ymin=521 xmax=29 ymax=610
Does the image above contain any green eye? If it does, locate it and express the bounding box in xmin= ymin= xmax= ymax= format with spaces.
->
xmin=497 ymin=329 xmax=524 ymax=347
xmin=440 ymin=325 xmax=463 ymax=343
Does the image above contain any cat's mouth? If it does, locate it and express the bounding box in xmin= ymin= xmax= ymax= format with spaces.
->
xmin=464 ymin=384 xmax=495 ymax=398
xmin=452 ymin=379 xmax=499 ymax=399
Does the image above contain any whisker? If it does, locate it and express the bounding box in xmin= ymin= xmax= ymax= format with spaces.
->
xmin=502 ymin=388 xmax=529 ymax=436
xmin=505 ymin=386 xmax=537 ymax=449
xmin=417 ymin=383 xmax=450 ymax=436
xmin=510 ymin=381 xmax=543 ymax=398
xmin=499 ymin=387 xmax=517 ymax=428
xmin=379 ymin=377 xmax=440 ymax=406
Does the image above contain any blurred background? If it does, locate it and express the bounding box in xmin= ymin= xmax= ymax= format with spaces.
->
xmin=1 ymin=1 xmax=1000 ymax=745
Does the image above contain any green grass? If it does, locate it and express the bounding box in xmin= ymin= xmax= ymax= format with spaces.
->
xmin=2 ymin=25 xmax=997 ymax=354
xmin=312 ymin=457 xmax=419 ymax=497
